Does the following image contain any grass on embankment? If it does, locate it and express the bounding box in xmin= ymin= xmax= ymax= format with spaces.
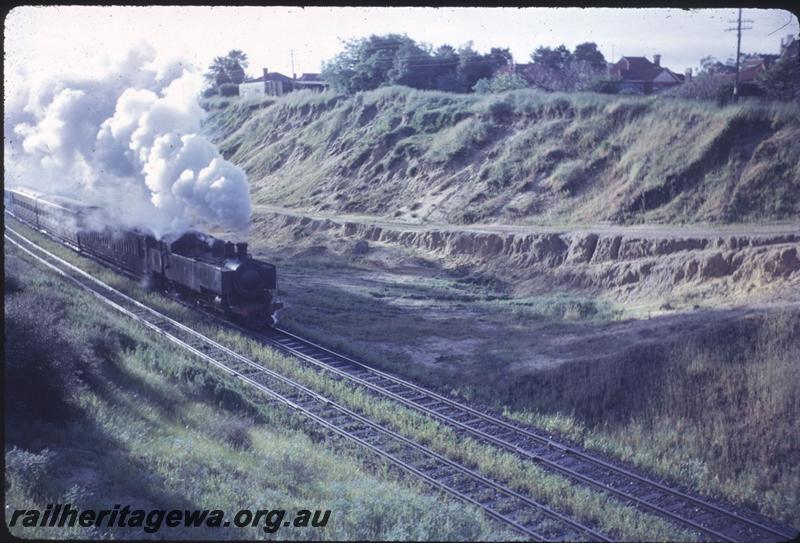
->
xmin=4 ymin=243 xmax=509 ymax=541
xmin=209 ymin=86 xmax=800 ymax=225
xmin=507 ymin=310 xmax=800 ymax=529
xmin=4 ymin=218 xmax=695 ymax=541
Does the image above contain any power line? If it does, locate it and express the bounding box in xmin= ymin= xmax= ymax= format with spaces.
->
xmin=767 ymin=15 xmax=794 ymax=36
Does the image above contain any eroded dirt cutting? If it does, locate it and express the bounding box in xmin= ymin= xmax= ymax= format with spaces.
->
xmin=231 ymin=206 xmax=799 ymax=377
xmin=251 ymin=204 xmax=800 ymax=304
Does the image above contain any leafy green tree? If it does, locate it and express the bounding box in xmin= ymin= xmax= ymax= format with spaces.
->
xmin=698 ymin=55 xmax=735 ymax=76
xmin=455 ymin=43 xmax=511 ymax=92
xmin=205 ymin=50 xmax=249 ymax=87
xmin=531 ymin=45 xmax=573 ymax=70
xmin=224 ymin=49 xmax=248 ymax=84
xmin=573 ymin=42 xmax=606 ymax=71
xmin=388 ymin=40 xmax=437 ymax=89
xmin=431 ymin=44 xmax=461 ymax=91
xmin=758 ymin=56 xmax=800 ymax=101
xmin=322 ymin=35 xmax=511 ymax=94
xmin=322 ymin=34 xmax=420 ymax=93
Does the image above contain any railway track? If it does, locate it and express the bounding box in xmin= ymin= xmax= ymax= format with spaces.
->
xmin=6 ymin=219 xmax=797 ymax=542
xmin=259 ymin=329 xmax=798 ymax=543
xmin=5 ymin=225 xmax=608 ymax=542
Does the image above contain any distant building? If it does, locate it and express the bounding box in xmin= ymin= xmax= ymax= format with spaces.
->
xmin=608 ymin=55 xmax=685 ymax=94
xmin=239 ymin=68 xmax=328 ymax=98
xmin=710 ymin=35 xmax=797 ymax=85
xmin=779 ymin=34 xmax=798 ymax=60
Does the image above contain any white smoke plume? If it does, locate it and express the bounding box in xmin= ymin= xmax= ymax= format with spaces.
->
xmin=5 ymin=45 xmax=251 ymax=238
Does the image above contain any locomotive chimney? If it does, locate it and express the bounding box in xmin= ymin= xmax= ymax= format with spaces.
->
xmin=225 ymin=241 xmax=236 ymax=258
xmin=236 ymin=242 xmax=248 ymax=258
xmin=212 ymin=239 xmax=225 ymax=258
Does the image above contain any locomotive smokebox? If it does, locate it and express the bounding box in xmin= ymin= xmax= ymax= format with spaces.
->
xmin=225 ymin=241 xmax=236 ymax=258
xmin=236 ymin=242 xmax=248 ymax=259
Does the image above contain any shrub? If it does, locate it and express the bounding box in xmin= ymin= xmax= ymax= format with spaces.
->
xmin=4 ymin=296 xmax=84 ymax=429
xmin=587 ymin=78 xmax=620 ymax=94
xmin=473 ymin=73 xmax=529 ymax=94
xmin=209 ymin=417 xmax=254 ymax=451
xmin=6 ymin=447 xmax=56 ymax=493
xmin=218 ymin=83 xmax=239 ymax=97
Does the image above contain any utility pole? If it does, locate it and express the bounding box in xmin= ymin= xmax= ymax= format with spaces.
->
xmin=290 ymin=49 xmax=296 ymax=80
xmin=725 ymin=8 xmax=753 ymax=103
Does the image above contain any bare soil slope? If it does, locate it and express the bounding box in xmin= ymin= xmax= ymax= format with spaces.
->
xmin=251 ymin=205 xmax=800 ymax=308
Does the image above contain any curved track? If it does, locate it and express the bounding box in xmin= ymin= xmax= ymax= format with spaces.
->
xmin=6 ymin=217 xmax=797 ymax=542
xmin=5 ymin=225 xmax=607 ymax=542
xmin=261 ymin=330 xmax=797 ymax=543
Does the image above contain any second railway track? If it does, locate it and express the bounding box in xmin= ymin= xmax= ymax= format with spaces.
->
xmin=260 ymin=329 xmax=797 ymax=543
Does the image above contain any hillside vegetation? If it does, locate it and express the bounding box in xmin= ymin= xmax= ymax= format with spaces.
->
xmin=206 ymin=87 xmax=800 ymax=225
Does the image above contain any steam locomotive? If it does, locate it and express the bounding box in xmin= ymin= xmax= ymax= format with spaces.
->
xmin=4 ymin=187 xmax=282 ymax=328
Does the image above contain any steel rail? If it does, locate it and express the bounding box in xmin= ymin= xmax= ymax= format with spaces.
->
xmin=264 ymin=329 xmax=797 ymax=543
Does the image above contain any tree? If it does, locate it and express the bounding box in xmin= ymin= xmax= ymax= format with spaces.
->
xmin=205 ymin=50 xmax=250 ymax=88
xmin=224 ymin=50 xmax=248 ymax=84
xmin=206 ymin=56 xmax=230 ymax=86
xmin=758 ymin=56 xmax=800 ymax=101
xmin=321 ymin=35 xmax=511 ymax=94
xmin=531 ymin=45 xmax=573 ymax=70
xmin=573 ymin=42 xmax=606 ymax=71
xmin=431 ymin=44 xmax=461 ymax=91
xmin=699 ymin=55 xmax=735 ymax=76
xmin=455 ymin=42 xmax=511 ymax=92
xmin=322 ymin=34 xmax=420 ymax=93
xmin=388 ymin=40 xmax=437 ymax=89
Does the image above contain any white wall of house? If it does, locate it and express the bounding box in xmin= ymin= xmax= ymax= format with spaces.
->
xmin=239 ymin=81 xmax=265 ymax=98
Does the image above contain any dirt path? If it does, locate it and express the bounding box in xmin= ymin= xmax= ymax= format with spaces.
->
xmin=254 ymin=204 xmax=800 ymax=239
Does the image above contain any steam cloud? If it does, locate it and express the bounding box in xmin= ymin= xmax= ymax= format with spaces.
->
xmin=5 ymin=46 xmax=251 ymax=238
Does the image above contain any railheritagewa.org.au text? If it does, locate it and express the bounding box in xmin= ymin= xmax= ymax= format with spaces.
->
xmin=8 ymin=504 xmax=331 ymax=533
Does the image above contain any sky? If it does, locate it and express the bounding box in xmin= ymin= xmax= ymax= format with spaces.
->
xmin=4 ymin=6 xmax=799 ymax=95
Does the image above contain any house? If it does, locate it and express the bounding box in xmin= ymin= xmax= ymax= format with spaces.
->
xmin=712 ymin=54 xmax=778 ymax=85
xmin=710 ymin=35 xmax=797 ymax=85
xmin=239 ymin=68 xmax=328 ymax=98
xmin=780 ymin=34 xmax=798 ymax=60
xmin=608 ymin=55 xmax=685 ymax=94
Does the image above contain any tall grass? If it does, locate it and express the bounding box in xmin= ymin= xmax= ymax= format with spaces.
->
xmin=507 ymin=309 xmax=800 ymax=528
